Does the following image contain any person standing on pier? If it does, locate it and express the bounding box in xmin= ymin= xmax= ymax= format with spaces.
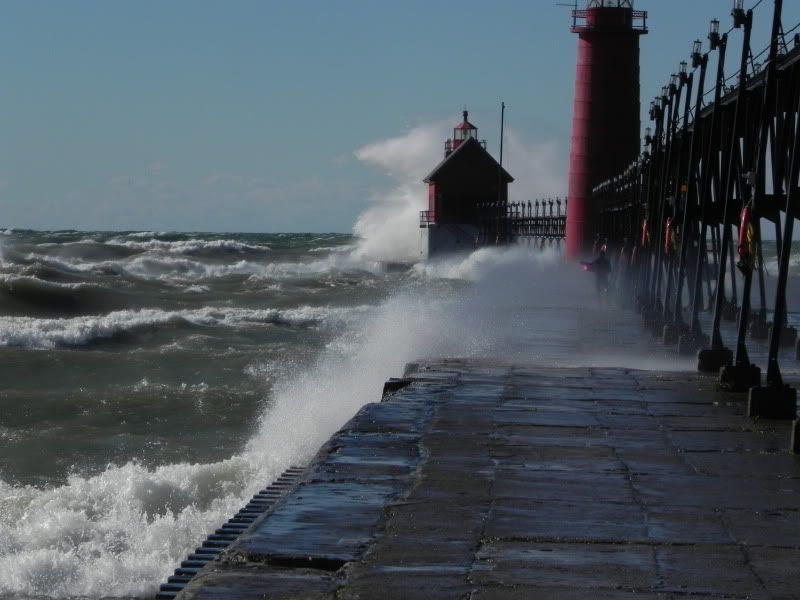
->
xmin=582 ymin=246 xmax=612 ymax=300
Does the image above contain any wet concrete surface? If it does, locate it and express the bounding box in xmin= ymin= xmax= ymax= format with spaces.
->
xmin=177 ymin=358 xmax=800 ymax=599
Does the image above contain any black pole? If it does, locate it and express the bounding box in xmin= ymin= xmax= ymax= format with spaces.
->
xmin=734 ymin=1 xmax=782 ymax=363
xmin=651 ymin=85 xmax=683 ymax=313
xmin=708 ymin=14 xmax=752 ymax=354
xmin=663 ymin=71 xmax=695 ymax=326
xmin=764 ymin=88 xmax=800 ymax=387
xmin=498 ymin=102 xmax=506 ymax=241
xmin=674 ymin=56 xmax=708 ymax=329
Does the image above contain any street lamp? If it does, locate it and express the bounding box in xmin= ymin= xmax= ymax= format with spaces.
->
xmin=691 ymin=39 xmax=703 ymax=68
xmin=732 ymin=0 xmax=746 ymax=28
xmin=709 ymin=19 xmax=721 ymax=50
xmin=669 ymin=73 xmax=680 ymax=94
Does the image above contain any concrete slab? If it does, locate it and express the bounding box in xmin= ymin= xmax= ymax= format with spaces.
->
xmin=230 ymin=481 xmax=400 ymax=568
xmin=176 ymin=361 xmax=800 ymax=600
xmin=484 ymin=498 xmax=648 ymax=543
xmin=653 ymin=544 xmax=765 ymax=595
xmin=179 ymin=569 xmax=336 ymax=600
xmin=471 ymin=541 xmax=657 ymax=590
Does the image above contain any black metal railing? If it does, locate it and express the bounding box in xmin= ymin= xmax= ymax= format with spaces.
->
xmin=586 ymin=1 xmax=800 ymax=424
xmin=419 ymin=199 xmax=566 ymax=241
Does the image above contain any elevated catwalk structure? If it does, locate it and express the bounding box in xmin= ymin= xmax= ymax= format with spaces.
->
xmin=566 ymin=0 xmax=647 ymax=258
xmin=587 ymin=0 xmax=800 ymax=423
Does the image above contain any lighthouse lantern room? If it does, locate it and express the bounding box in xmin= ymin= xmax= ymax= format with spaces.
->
xmin=444 ymin=110 xmax=480 ymax=156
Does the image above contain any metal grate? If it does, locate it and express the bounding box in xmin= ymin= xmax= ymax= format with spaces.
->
xmin=153 ymin=466 xmax=306 ymax=599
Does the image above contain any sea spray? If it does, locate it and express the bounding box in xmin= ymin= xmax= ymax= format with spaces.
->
xmin=352 ymin=122 xmax=448 ymax=263
xmin=0 ymin=241 xmax=696 ymax=598
xmin=500 ymin=129 xmax=565 ymax=202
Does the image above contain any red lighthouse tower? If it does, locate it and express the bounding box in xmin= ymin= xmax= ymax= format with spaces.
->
xmin=566 ymin=0 xmax=647 ymax=258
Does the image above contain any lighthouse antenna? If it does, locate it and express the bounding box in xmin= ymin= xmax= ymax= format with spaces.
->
xmin=497 ymin=101 xmax=506 ymax=205
xmin=499 ymin=101 xmax=505 ymax=168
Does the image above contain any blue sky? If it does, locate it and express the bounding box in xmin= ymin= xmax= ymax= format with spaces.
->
xmin=1 ymin=1 xmax=797 ymax=232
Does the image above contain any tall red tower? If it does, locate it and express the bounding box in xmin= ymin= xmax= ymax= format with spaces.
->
xmin=566 ymin=0 xmax=647 ymax=258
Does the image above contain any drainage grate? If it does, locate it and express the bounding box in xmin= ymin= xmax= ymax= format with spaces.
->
xmin=154 ymin=466 xmax=305 ymax=599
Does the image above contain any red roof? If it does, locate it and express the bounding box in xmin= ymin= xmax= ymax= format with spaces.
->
xmin=454 ymin=110 xmax=476 ymax=130
xmin=423 ymin=137 xmax=513 ymax=184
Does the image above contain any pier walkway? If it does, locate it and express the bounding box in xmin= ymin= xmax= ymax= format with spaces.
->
xmin=175 ymin=339 xmax=800 ymax=598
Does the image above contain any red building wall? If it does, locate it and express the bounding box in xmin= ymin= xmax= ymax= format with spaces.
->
xmin=566 ymin=5 xmax=645 ymax=257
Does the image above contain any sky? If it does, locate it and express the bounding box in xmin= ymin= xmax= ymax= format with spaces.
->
xmin=1 ymin=0 xmax=798 ymax=232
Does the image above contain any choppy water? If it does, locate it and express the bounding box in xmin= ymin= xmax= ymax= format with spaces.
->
xmin=0 ymin=231 xmax=381 ymax=483
xmin=1 ymin=229 xmax=799 ymax=600
xmin=0 ymin=230 xmax=443 ymax=599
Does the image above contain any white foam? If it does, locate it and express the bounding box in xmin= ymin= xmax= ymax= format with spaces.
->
xmin=18 ymin=250 xmax=379 ymax=284
xmin=183 ymin=284 xmax=211 ymax=294
xmin=35 ymin=239 xmax=101 ymax=248
xmin=414 ymin=243 xmax=563 ymax=281
xmin=22 ymin=253 xmax=99 ymax=273
xmin=105 ymin=238 xmax=271 ymax=254
xmin=0 ymin=460 xmax=254 ymax=598
xmin=124 ymin=231 xmax=164 ymax=239
xmin=0 ymin=274 xmax=95 ymax=291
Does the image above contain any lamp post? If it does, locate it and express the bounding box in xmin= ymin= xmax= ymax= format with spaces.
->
xmin=709 ymin=19 xmax=721 ymax=50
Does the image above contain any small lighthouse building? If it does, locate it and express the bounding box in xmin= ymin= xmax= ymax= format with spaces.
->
xmin=420 ymin=111 xmax=513 ymax=258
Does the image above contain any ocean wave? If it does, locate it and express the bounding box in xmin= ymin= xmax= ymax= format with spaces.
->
xmin=105 ymin=238 xmax=271 ymax=256
xmin=0 ymin=290 xmax=455 ymax=598
xmin=119 ymin=253 xmax=382 ymax=283
xmin=0 ymin=275 xmax=131 ymax=317
xmin=0 ymin=305 xmax=370 ymax=349
xmin=0 ymin=274 xmax=90 ymax=292
xmin=307 ymin=243 xmax=355 ymax=254
xmin=183 ymin=284 xmax=211 ymax=294
xmin=764 ymin=253 xmax=800 ymax=276
xmin=125 ymin=231 xmax=164 ymax=238
xmin=21 ymin=252 xmax=99 ymax=274
xmin=245 ymin=253 xmax=384 ymax=281
xmin=0 ymin=457 xmax=259 ymax=598
xmin=35 ymin=239 xmax=101 ymax=248
xmin=9 ymin=250 xmax=378 ymax=284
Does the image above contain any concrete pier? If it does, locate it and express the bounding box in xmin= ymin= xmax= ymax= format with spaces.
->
xmin=174 ymin=358 xmax=800 ymax=599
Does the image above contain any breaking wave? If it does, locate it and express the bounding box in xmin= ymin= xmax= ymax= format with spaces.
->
xmin=0 ymin=305 xmax=370 ymax=349
xmin=0 ymin=460 xmax=253 ymax=598
xmin=105 ymin=238 xmax=272 ymax=256
xmin=5 ymin=250 xmax=380 ymax=286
